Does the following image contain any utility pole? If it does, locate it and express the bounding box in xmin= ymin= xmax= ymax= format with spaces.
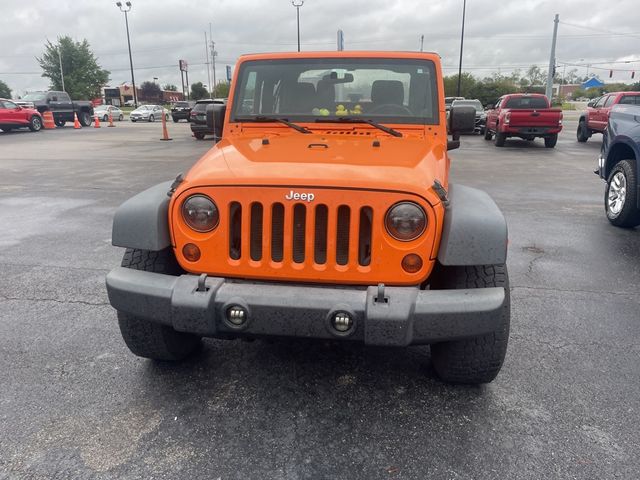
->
xmin=57 ymin=47 xmax=65 ymax=92
xmin=210 ymin=23 xmax=217 ymax=98
xmin=116 ymin=1 xmax=137 ymax=107
xmin=420 ymin=34 xmax=424 ymax=52
xmin=292 ymin=0 xmax=304 ymax=52
xmin=545 ymin=14 xmax=559 ymax=101
xmin=456 ymin=0 xmax=467 ymax=97
xmin=204 ymin=31 xmax=212 ymax=99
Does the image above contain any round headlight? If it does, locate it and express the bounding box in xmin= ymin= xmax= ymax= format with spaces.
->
xmin=385 ymin=202 xmax=427 ymax=241
xmin=182 ymin=195 xmax=219 ymax=232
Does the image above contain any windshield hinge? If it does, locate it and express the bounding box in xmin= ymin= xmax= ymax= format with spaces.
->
xmin=167 ymin=173 xmax=184 ymax=197
xmin=432 ymin=180 xmax=449 ymax=207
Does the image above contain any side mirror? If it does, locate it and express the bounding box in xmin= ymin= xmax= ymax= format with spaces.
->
xmin=206 ymin=103 xmax=226 ymax=139
xmin=587 ymin=100 xmax=595 ymax=107
xmin=447 ymin=105 xmax=476 ymax=150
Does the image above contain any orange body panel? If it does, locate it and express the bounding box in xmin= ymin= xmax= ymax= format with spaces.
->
xmin=169 ymin=51 xmax=450 ymax=286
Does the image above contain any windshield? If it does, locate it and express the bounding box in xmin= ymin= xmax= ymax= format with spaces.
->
xmin=22 ymin=92 xmax=46 ymax=101
xmin=231 ymin=57 xmax=439 ymax=125
xmin=453 ymin=99 xmax=483 ymax=111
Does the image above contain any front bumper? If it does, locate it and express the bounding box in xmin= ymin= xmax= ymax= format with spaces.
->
xmin=106 ymin=267 xmax=506 ymax=346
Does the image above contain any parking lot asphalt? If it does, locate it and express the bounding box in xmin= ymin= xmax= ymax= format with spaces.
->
xmin=0 ymin=119 xmax=639 ymax=480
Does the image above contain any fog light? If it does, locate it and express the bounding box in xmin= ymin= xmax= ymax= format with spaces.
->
xmin=182 ymin=243 xmax=201 ymax=262
xmin=332 ymin=312 xmax=353 ymax=332
xmin=227 ymin=305 xmax=247 ymax=326
xmin=401 ymin=254 xmax=423 ymax=273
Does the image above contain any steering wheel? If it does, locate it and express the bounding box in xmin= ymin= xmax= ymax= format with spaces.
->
xmin=368 ymin=104 xmax=414 ymax=115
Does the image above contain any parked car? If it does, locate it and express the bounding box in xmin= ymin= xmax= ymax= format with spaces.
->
xmin=15 ymin=90 xmax=93 ymax=127
xmin=452 ymin=98 xmax=486 ymax=133
xmin=445 ymin=96 xmax=464 ymax=111
xmin=190 ymin=98 xmax=226 ymax=139
xmin=129 ymin=105 xmax=169 ymax=122
xmin=484 ymin=94 xmax=563 ymax=148
xmin=171 ymin=101 xmax=194 ymax=122
xmin=0 ymin=98 xmax=43 ymax=132
xmin=105 ymin=51 xmax=509 ymax=385
xmin=597 ymin=103 xmax=640 ymax=227
xmin=94 ymin=105 xmax=124 ymax=122
xmin=578 ymin=91 xmax=640 ymax=143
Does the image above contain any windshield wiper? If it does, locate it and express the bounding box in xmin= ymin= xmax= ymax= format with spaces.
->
xmin=236 ymin=115 xmax=311 ymax=134
xmin=315 ymin=117 xmax=403 ymax=137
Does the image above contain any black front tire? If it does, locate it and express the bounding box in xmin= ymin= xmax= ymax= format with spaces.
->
xmin=193 ymin=132 xmax=205 ymax=140
xmin=102 ymin=114 xmax=109 ymax=122
xmin=544 ymin=134 xmax=558 ymax=148
xmin=117 ymin=248 xmax=201 ymax=361
xmin=494 ymin=132 xmax=506 ymax=147
xmin=148 ymin=115 xmax=155 ymax=122
xmin=28 ymin=116 xmax=42 ymax=132
xmin=172 ymin=116 xmax=179 ymax=123
xmin=54 ymin=119 xmax=65 ymax=127
xmin=605 ymin=159 xmax=640 ymax=228
xmin=577 ymin=120 xmax=590 ymax=142
xmin=484 ymin=128 xmax=492 ymax=140
xmin=430 ymin=264 xmax=510 ymax=384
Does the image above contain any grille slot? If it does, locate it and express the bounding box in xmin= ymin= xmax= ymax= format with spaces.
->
xmin=314 ymin=205 xmax=328 ymax=264
xmin=250 ymin=203 xmax=263 ymax=261
xmin=229 ymin=202 xmax=242 ymax=260
xmin=358 ymin=207 xmax=373 ymax=266
xmin=336 ymin=206 xmax=350 ymax=266
xmin=271 ymin=203 xmax=285 ymax=262
xmin=292 ymin=204 xmax=306 ymax=263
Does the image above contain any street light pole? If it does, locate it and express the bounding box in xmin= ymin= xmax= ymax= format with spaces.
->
xmin=116 ymin=1 xmax=137 ymax=107
xmin=292 ymin=0 xmax=304 ymax=52
xmin=57 ymin=47 xmax=65 ymax=92
xmin=456 ymin=0 xmax=467 ymax=97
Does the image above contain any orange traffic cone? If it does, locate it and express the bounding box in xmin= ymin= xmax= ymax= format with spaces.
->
xmin=94 ymin=114 xmax=101 ymax=128
xmin=73 ymin=112 xmax=81 ymax=129
xmin=42 ymin=111 xmax=56 ymax=129
xmin=108 ymin=111 xmax=115 ymax=127
xmin=160 ymin=111 xmax=172 ymax=141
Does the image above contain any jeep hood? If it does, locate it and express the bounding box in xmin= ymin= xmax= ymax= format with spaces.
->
xmin=182 ymin=132 xmax=447 ymax=202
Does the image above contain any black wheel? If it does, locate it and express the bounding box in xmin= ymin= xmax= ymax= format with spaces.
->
xmin=28 ymin=115 xmax=42 ymax=132
xmin=131 ymin=119 xmax=137 ymax=122
xmin=494 ymin=132 xmax=506 ymax=147
xmin=193 ymin=132 xmax=205 ymax=140
xmin=148 ymin=114 xmax=155 ymax=122
xmin=79 ymin=111 xmax=92 ymax=127
xmin=119 ymin=114 xmax=124 ymax=121
xmin=544 ymin=134 xmax=558 ymax=148
xmin=430 ymin=264 xmax=510 ymax=384
xmin=605 ymin=159 xmax=640 ymax=228
xmin=54 ymin=119 xmax=65 ymax=127
xmin=102 ymin=114 xmax=109 ymax=122
xmin=484 ymin=128 xmax=493 ymax=140
xmin=172 ymin=116 xmax=179 ymax=123
xmin=117 ymin=248 xmax=201 ymax=361
xmin=165 ymin=114 xmax=169 ymax=121
xmin=577 ymin=120 xmax=590 ymax=143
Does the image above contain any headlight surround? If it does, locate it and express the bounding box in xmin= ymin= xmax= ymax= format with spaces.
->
xmin=385 ymin=202 xmax=427 ymax=241
xmin=182 ymin=194 xmax=219 ymax=232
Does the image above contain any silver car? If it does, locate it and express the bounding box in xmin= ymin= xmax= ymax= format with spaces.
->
xmin=94 ymin=105 xmax=124 ymax=122
xmin=129 ymin=105 xmax=169 ymax=122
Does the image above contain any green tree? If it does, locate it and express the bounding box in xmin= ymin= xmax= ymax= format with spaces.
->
xmin=37 ymin=36 xmax=109 ymax=99
xmin=524 ymin=65 xmax=547 ymax=86
xmin=0 ymin=80 xmax=11 ymax=98
xmin=163 ymin=83 xmax=178 ymax=91
xmin=140 ymin=81 xmax=162 ymax=101
xmin=213 ymin=81 xmax=230 ymax=98
xmin=443 ymin=72 xmax=477 ymax=98
xmin=190 ymin=82 xmax=209 ymax=100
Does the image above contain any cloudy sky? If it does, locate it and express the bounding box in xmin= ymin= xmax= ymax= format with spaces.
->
xmin=2 ymin=0 xmax=640 ymax=96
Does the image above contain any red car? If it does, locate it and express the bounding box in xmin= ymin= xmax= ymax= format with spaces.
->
xmin=484 ymin=93 xmax=563 ymax=148
xmin=0 ymin=98 xmax=43 ymax=133
xmin=577 ymin=91 xmax=640 ymax=142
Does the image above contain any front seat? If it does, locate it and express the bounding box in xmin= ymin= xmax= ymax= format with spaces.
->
xmin=371 ymin=80 xmax=405 ymax=109
xmin=279 ymin=82 xmax=317 ymax=114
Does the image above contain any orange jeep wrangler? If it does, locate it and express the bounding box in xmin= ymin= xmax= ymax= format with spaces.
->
xmin=106 ymin=51 xmax=509 ymax=384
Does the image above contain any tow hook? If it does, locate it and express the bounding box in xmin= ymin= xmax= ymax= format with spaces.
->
xmin=167 ymin=172 xmax=184 ymax=197
xmin=432 ymin=180 xmax=450 ymax=207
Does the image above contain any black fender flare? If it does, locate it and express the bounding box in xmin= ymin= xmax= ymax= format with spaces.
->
xmin=112 ymin=182 xmax=172 ymax=251
xmin=437 ymin=184 xmax=508 ymax=266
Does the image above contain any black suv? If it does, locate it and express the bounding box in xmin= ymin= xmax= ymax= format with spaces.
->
xmin=171 ymin=101 xmax=194 ymax=122
xmin=190 ymin=98 xmax=226 ymax=139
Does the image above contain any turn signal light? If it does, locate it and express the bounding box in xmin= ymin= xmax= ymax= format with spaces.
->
xmin=401 ymin=254 xmax=423 ymax=273
xmin=182 ymin=243 xmax=201 ymax=262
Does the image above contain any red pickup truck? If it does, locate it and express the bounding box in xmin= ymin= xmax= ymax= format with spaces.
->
xmin=577 ymin=91 xmax=640 ymax=142
xmin=484 ymin=94 xmax=563 ymax=148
